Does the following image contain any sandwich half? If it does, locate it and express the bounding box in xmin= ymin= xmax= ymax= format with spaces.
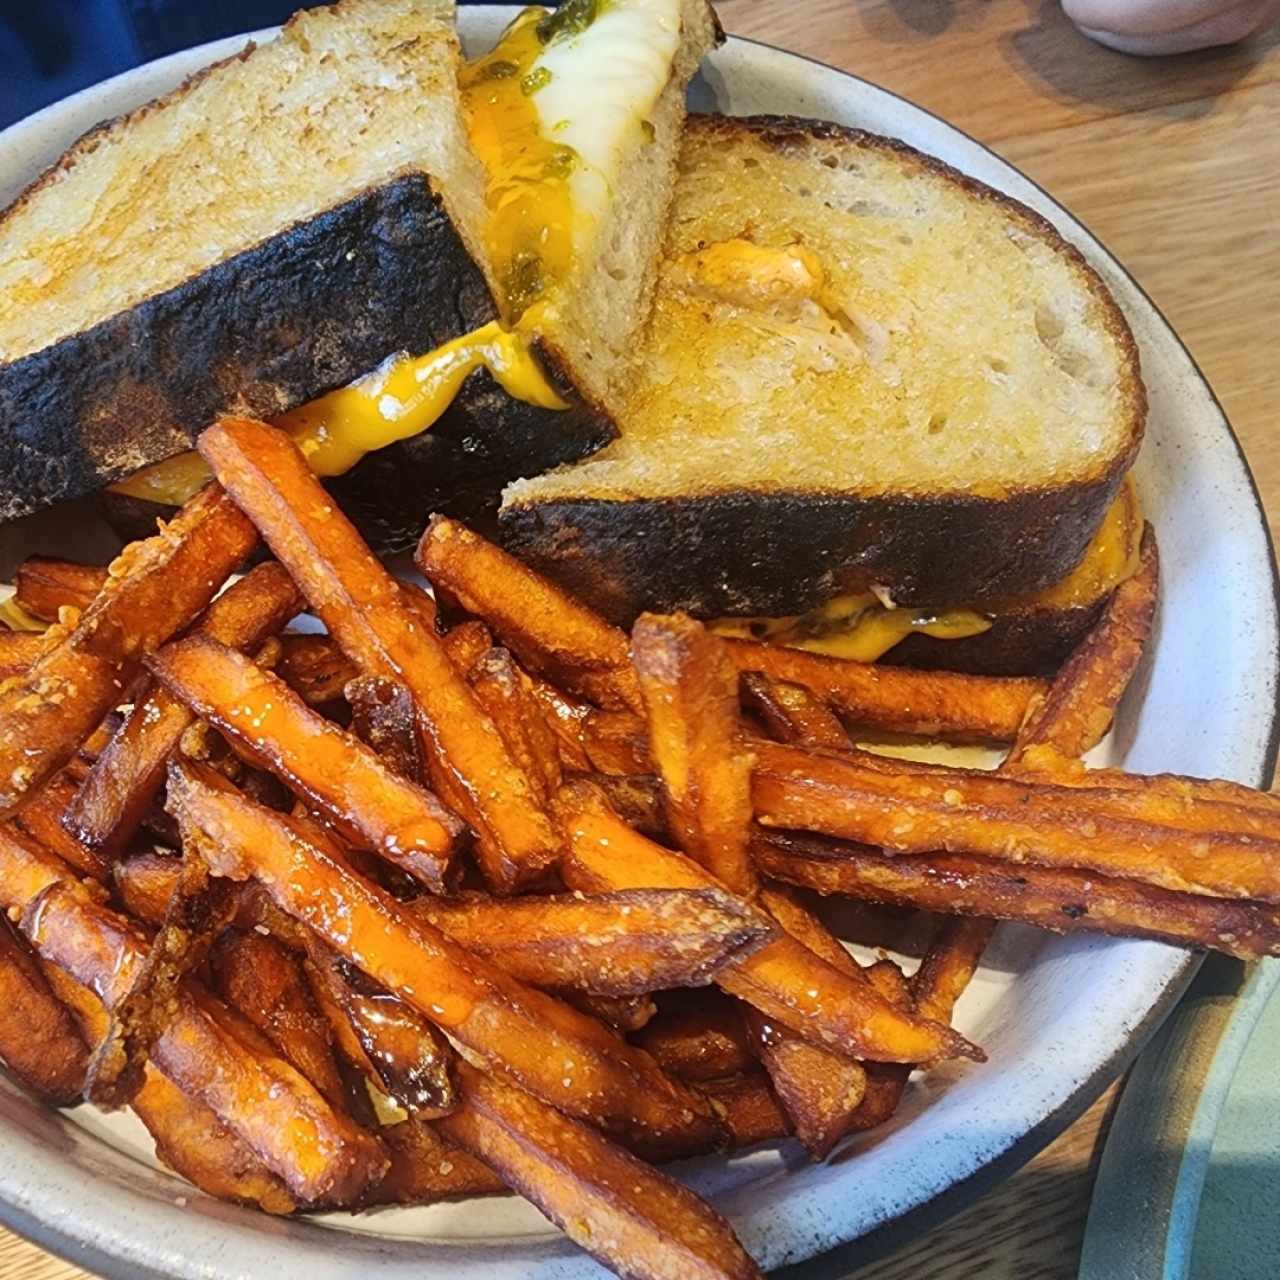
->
xmin=500 ymin=114 xmax=1147 ymax=672
xmin=0 ymin=0 xmax=720 ymax=548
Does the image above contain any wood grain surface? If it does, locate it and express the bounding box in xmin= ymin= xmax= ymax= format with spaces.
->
xmin=2 ymin=1 xmax=1277 ymax=1276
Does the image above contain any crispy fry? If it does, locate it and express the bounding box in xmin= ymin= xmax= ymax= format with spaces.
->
xmin=85 ymin=840 xmax=240 ymax=1108
xmin=304 ymin=939 xmax=457 ymax=1119
xmin=576 ymin=771 xmax=668 ymax=840
xmin=911 ymin=917 xmax=993 ymax=1025
xmin=0 ymin=630 xmax=47 ymax=679
xmin=556 ymin=781 xmax=979 ymax=1064
xmin=0 ymin=485 xmax=257 ymax=814
xmin=417 ymin=515 xmax=641 ymax=712
xmin=412 ymin=889 xmax=770 ymax=996
xmin=65 ymin=562 xmax=303 ymax=858
xmin=1011 ymin=528 xmax=1158 ymax=763
xmin=200 ymin=418 xmax=560 ymax=893
xmin=13 ymin=559 xmax=109 ymax=622
xmin=0 ymin=825 xmax=383 ymax=1203
xmin=635 ymin=993 xmax=755 ymax=1083
xmin=149 ymin=636 xmax=462 ymax=890
xmin=754 ymin=830 xmax=1280 ymax=958
xmin=741 ymin=673 xmax=853 ymax=750
xmin=40 ymin=963 xmax=298 ymax=1213
xmin=467 ymin=647 xmax=563 ymax=802
xmin=632 ymin=614 xmax=757 ymax=895
xmin=345 ymin=675 xmax=423 ymax=784
xmin=113 ymin=850 xmax=182 ymax=926
xmin=210 ymin=929 xmax=348 ymax=1110
xmin=0 ymin=916 xmax=88 ymax=1104
xmin=582 ymin=709 xmax=652 ymax=776
xmin=437 ymin=1062 xmax=762 ymax=1280
xmin=753 ymin=742 xmax=1280 ymax=902
xmin=701 ymin=1072 xmax=792 ymax=1150
xmin=366 ymin=1115 xmax=506 ymax=1205
xmin=526 ymin=675 xmax=594 ymax=771
xmin=555 ymin=990 xmax=658 ymax=1032
xmin=275 ymin=633 xmax=359 ymax=705
xmin=440 ymin=619 xmax=494 ymax=673
xmin=170 ymin=760 xmax=723 ymax=1154
xmin=744 ymin=886 xmax=870 ymax=1158
xmin=14 ymin=771 xmax=110 ymax=881
xmin=724 ymin=639 xmax=1045 ymax=743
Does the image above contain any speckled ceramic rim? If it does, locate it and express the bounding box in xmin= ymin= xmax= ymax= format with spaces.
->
xmin=0 ymin=11 xmax=1276 ymax=1280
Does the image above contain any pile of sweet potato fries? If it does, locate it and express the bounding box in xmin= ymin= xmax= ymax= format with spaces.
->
xmin=0 ymin=416 xmax=1275 ymax=1279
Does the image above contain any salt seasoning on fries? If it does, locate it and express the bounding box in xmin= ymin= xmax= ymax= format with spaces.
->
xmin=199 ymin=418 xmax=560 ymax=893
xmin=0 ymin=410 xmax=1277 ymax=1280
xmin=0 ymin=484 xmax=257 ymax=814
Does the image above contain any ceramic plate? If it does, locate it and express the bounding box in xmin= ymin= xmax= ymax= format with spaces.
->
xmin=0 ymin=8 xmax=1276 ymax=1278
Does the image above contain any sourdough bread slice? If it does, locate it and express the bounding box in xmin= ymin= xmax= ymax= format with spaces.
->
xmin=500 ymin=114 xmax=1146 ymax=626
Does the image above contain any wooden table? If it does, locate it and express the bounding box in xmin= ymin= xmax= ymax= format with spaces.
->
xmin=3 ymin=1 xmax=1278 ymax=1276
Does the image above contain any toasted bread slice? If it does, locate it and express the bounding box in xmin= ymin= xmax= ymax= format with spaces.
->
xmin=0 ymin=0 xmax=717 ymax=544
xmin=501 ymin=114 xmax=1146 ymax=627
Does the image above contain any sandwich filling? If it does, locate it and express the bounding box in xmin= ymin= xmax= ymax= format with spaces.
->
xmin=710 ymin=478 xmax=1142 ymax=662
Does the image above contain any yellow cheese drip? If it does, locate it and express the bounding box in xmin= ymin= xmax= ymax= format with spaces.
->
xmin=710 ymin=481 xmax=1143 ymax=663
xmin=110 ymin=320 xmax=566 ymax=506
xmin=459 ymin=6 xmax=579 ymax=321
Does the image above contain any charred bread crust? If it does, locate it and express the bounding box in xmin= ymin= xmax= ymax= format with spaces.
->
xmin=498 ymin=458 xmax=1133 ymax=626
xmin=0 ymin=173 xmax=615 ymax=528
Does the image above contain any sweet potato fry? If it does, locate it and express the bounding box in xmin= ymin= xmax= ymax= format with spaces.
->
xmin=526 ymin=675 xmax=594 ymax=771
xmin=0 ymin=630 xmax=47 ymax=679
xmin=0 ymin=916 xmax=88 ymax=1104
xmin=753 ymin=831 xmax=1280 ymax=958
xmin=113 ymin=850 xmax=182 ymax=926
xmin=911 ymin=917 xmax=994 ymax=1026
xmin=744 ymin=886 xmax=871 ymax=1158
xmin=576 ymin=771 xmax=668 ymax=840
xmin=366 ymin=1115 xmax=506 ymax=1205
xmin=440 ymin=619 xmax=494 ymax=673
xmin=200 ymin=418 xmax=560 ymax=893
xmin=149 ymin=635 xmax=463 ymax=890
xmin=275 ymin=633 xmax=359 ymax=705
xmin=554 ymin=990 xmax=657 ymax=1032
xmin=582 ymin=709 xmax=652 ymax=776
xmin=1011 ymin=528 xmax=1158 ymax=764
xmin=65 ymin=562 xmax=303 ymax=858
xmin=86 ymin=840 xmax=240 ymax=1108
xmin=632 ymin=614 xmax=757 ymax=895
xmin=467 ymin=647 xmax=563 ymax=801
xmin=556 ymin=781 xmax=979 ymax=1064
xmin=39 ymin=963 xmax=298 ymax=1214
xmin=724 ymin=638 xmax=1045 ymax=743
xmin=0 ymin=484 xmax=258 ymax=814
xmin=635 ymin=993 xmax=756 ymax=1083
xmin=417 ymin=515 xmax=641 ymax=712
xmin=437 ymin=1063 xmax=762 ymax=1280
xmin=701 ymin=1072 xmax=792 ymax=1149
xmin=210 ymin=929 xmax=348 ymax=1110
xmin=752 ymin=743 xmax=1280 ymax=902
xmin=740 ymin=673 xmax=853 ymax=750
xmin=170 ymin=760 xmax=723 ymax=1154
xmin=304 ymin=939 xmax=457 ymax=1118
xmin=13 ymin=771 xmax=110 ymax=881
xmin=412 ymin=888 xmax=771 ymax=996
xmin=0 ymin=827 xmax=384 ymax=1204
xmin=345 ymin=675 xmax=423 ymax=784
xmin=13 ymin=559 xmax=109 ymax=622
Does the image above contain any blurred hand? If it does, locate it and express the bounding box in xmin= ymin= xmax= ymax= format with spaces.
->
xmin=1063 ymin=0 xmax=1280 ymax=53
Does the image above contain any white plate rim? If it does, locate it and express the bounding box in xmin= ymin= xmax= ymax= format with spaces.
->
xmin=0 ymin=12 xmax=1275 ymax=1280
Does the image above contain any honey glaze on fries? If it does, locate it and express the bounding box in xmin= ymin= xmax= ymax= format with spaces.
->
xmin=0 ymin=417 xmax=1277 ymax=1279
